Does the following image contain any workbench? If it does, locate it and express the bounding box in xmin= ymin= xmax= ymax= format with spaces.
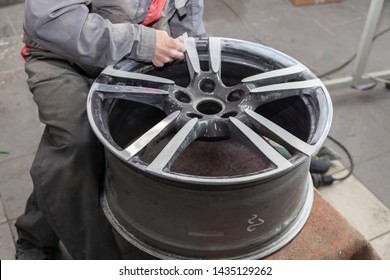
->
xmin=265 ymin=190 xmax=379 ymax=260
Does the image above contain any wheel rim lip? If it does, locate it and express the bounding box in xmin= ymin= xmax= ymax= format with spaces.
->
xmin=87 ymin=37 xmax=333 ymax=185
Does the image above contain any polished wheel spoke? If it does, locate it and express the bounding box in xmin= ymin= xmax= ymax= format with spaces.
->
xmin=242 ymin=64 xmax=307 ymax=83
xmin=248 ymin=79 xmax=323 ymax=104
xmin=147 ymin=118 xmax=199 ymax=173
xmin=209 ymin=37 xmax=221 ymax=75
xmin=185 ymin=38 xmax=201 ymax=78
xmin=123 ymin=111 xmax=180 ymax=161
xmin=245 ymin=109 xmax=316 ymax=156
xmin=102 ymin=65 xmax=175 ymax=85
xmin=92 ymin=82 xmax=168 ymax=109
xmin=229 ymin=117 xmax=292 ymax=169
xmin=251 ymin=79 xmax=322 ymax=93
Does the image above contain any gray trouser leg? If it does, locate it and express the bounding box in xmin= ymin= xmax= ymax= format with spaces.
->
xmin=15 ymin=49 xmax=121 ymax=259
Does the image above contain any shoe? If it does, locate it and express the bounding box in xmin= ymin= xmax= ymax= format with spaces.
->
xmin=15 ymin=239 xmax=56 ymax=260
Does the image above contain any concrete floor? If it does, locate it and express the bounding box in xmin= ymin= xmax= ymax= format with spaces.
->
xmin=1 ymin=0 xmax=390 ymax=259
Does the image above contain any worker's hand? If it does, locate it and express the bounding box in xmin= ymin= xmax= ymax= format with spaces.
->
xmin=152 ymin=30 xmax=186 ymax=68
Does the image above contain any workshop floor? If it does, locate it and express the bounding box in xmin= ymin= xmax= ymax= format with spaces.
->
xmin=1 ymin=0 xmax=390 ymax=259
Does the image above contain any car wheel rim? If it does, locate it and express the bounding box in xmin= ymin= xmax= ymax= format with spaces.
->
xmin=87 ymin=37 xmax=333 ymax=259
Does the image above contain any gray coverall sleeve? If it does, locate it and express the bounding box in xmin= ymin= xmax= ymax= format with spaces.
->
xmin=24 ymin=0 xmax=156 ymax=67
xmin=169 ymin=0 xmax=206 ymax=38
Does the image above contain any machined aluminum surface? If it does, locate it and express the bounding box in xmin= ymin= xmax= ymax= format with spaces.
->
xmin=87 ymin=37 xmax=333 ymax=259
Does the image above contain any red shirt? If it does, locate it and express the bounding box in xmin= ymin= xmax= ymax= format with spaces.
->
xmin=142 ymin=0 xmax=167 ymax=26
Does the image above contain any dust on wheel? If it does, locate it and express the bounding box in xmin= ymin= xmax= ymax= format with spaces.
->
xmin=87 ymin=37 xmax=333 ymax=259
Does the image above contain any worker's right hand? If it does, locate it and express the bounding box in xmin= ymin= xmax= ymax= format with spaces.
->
xmin=152 ymin=30 xmax=186 ymax=68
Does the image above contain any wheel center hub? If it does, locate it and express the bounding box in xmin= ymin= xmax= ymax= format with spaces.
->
xmin=168 ymin=73 xmax=251 ymax=138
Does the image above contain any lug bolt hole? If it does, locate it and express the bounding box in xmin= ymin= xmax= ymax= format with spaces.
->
xmin=175 ymin=90 xmax=191 ymax=103
xmin=199 ymin=78 xmax=216 ymax=93
xmin=227 ymin=89 xmax=245 ymax=102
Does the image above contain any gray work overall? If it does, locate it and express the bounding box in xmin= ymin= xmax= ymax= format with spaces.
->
xmin=15 ymin=0 xmax=206 ymax=259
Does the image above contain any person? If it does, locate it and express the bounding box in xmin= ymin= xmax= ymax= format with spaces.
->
xmin=15 ymin=0 xmax=206 ymax=260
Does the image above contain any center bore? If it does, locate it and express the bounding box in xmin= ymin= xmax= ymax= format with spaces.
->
xmin=197 ymin=100 xmax=223 ymax=115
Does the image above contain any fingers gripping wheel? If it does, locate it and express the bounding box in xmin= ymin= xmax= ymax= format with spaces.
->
xmin=87 ymin=37 xmax=333 ymax=259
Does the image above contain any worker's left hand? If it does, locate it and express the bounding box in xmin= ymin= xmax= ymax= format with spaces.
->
xmin=152 ymin=30 xmax=186 ymax=67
